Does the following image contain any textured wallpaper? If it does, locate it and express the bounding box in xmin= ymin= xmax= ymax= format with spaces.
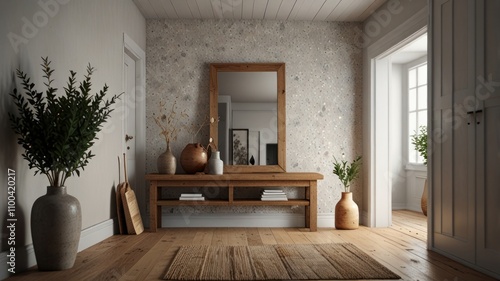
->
xmin=146 ymin=19 xmax=363 ymax=215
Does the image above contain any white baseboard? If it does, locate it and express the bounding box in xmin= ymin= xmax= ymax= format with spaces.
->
xmin=78 ymin=219 xmax=115 ymax=252
xmin=161 ymin=213 xmax=305 ymax=227
xmin=318 ymin=213 xmax=335 ymax=228
xmin=0 ymin=218 xmax=115 ymax=280
xmin=161 ymin=213 xmax=336 ymax=228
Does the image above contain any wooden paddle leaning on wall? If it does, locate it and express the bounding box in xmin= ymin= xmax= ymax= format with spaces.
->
xmin=116 ymin=156 xmax=127 ymax=234
xmin=118 ymin=153 xmax=144 ymax=235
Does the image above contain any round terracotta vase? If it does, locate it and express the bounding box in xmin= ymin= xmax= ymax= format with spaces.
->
xmin=31 ymin=186 xmax=82 ymax=270
xmin=180 ymin=143 xmax=208 ymax=174
xmin=335 ymin=192 xmax=359 ymax=230
xmin=157 ymin=141 xmax=176 ymax=174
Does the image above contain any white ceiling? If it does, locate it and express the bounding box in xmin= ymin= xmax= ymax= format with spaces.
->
xmin=133 ymin=0 xmax=387 ymax=21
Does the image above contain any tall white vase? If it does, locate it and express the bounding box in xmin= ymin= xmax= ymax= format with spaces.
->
xmin=208 ymin=150 xmax=224 ymax=175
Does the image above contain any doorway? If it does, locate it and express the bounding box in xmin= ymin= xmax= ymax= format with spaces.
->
xmin=384 ymin=34 xmax=428 ymax=215
xmin=364 ymin=25 xmax=428 ymax=229
xmin=122 ymin=34 xmax=146 ymax=224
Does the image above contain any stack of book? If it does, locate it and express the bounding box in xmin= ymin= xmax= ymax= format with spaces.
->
xmin=261 ymin=189 xmax=288 ymax=201
xmin=179 ymin=193 xmax=205 ymax=201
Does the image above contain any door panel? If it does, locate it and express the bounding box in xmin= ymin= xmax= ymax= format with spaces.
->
xmin=431 ymin=0 xmax=476 ymax=263
xmin=476 ymin=0 xmax=500 ymax=273
xmin=124 ymin=53 xmax=136 ymax=188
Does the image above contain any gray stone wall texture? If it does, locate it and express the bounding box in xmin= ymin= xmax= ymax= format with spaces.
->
xmin=146 ymin=19 xmax=363 ymax=215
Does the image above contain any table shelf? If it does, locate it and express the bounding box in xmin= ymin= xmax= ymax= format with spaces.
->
xmin=156 ymin=198 xmax=310 ymax=206
xmin=146 ymin=173 xmax=323 ymax=231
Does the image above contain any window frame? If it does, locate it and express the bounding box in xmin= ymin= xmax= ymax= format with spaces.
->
xmin=405 ymin=56 xmax=428 ymax=165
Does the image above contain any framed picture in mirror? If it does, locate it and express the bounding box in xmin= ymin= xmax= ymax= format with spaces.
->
xmin=231 ymin=129 xmax=249 ymax=165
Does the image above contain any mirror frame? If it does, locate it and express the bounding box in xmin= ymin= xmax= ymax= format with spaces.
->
xmin=209 ymin=63 xmax=286 ymax=173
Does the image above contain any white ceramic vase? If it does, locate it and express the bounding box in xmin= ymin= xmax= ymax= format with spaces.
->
xmin=208 ymin=150 xmax=223 ymax=175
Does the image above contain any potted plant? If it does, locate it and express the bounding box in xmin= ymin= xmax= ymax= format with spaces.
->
xmin=8 ymin=57 xmax=120 ymax=270
xmin=411 ymin=126 xmax=428 ymax=216
xmin=333 ymin=155 xmax=362 ymax=230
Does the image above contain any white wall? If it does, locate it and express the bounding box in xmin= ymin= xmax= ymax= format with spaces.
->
xmin=0 ymin=0 xmax=145 ymax=274
xmin=389 ymin=63 xmax=407 ymax=209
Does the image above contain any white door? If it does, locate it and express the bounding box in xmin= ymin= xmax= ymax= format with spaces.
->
xmin=476 ymin=0 xmax=500 ymax=273
xmin=124 ymin=53 xmax=136 ymax=189
xmin=431 ymin=0 xmax=476 ymax=263
xmin=123 ymin=34 xmax=146 ymax=223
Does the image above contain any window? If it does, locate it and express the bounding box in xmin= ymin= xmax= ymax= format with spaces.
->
xmin=408 ymin=62 xmax=427 ymax=164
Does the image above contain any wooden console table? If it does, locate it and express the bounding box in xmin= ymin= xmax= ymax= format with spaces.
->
xmin=145 ymin=173 xmax=323 ymax=232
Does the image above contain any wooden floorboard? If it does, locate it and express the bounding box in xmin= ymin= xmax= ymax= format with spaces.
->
xmin=6 ymin=210 xmax=497 ymax=281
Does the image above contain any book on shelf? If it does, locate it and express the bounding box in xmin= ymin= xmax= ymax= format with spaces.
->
xmin=261 ymin=197 xmax=288 ymax=201
xmin=180 ymin=193 xmax=203 ymax=198
xmin=179 ymin=197 xmax=205 ymax=201
xmin=262 ymin=192 xmax=286 ymax=195
xmin=261 ymin=194 xmax=287 ymax=198
xmin=179 ymin=193 xmax=204 ymax=200
xmin=262 ymin=189 xmax=285 ymax=193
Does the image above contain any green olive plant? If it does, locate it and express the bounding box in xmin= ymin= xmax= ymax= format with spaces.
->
xmin=8 ymin=57 xmax=121 ymax=188
xmin=411 ymin=126 xmax=427 ymax=165
xmin=332 ymin=156 xmax=362 ymax=192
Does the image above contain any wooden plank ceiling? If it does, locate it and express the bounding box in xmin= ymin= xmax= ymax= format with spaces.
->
xmin=133 ymin=0 xmax=387 ymax=21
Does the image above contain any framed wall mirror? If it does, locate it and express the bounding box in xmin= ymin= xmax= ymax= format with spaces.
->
xmin=209 ymin=63 xmax=286 ymax=173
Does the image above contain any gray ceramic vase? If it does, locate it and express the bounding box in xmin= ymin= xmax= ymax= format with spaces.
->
xmin=157 ymin=142 xmax=176 ymax=174
xmin=31 ymin=186 xmax=82 ymax=270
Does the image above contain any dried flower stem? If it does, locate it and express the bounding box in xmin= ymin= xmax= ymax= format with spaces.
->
xmin=154 ymin=100 xmax=185 ymax=144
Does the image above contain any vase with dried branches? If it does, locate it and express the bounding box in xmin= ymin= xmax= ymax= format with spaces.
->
xmin=154 ymin=101 xmax=185 ymax=174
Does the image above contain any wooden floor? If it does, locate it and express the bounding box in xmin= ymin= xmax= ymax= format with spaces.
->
xmin=7 ymin=210 xmax=496 ymax=281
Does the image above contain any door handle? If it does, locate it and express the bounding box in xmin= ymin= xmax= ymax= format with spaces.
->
xmin=125 ymin=134 xmax=134 ymax=142
xmin=475 ymin=110 xmax=483 ymax=124
xmin=466 ymin=110 xmax=483 ymax=125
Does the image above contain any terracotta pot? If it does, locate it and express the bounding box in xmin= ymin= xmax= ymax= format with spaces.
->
xmin=31 ymin=186 xmax=82 ymax=270
xmin=421 ymin=179 xmax=428 ymax=216
xmin=335 ymin=192 xmax=359 ymax=230
xmin=157 ymin=141 xmax=176 ymax=174
xmin=180 ymin=143 xmax=208 ymax=174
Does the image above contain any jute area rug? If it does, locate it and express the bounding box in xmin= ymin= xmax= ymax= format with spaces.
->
xmin=164 ymin=243 xmax=400 ymax=280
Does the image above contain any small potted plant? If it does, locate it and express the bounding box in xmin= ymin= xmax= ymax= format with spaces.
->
xmin=411 ymin=126 xmax=428 ymax=216
xmin=8 ymin=57 xmax=120 ymax=270
xmin=333 ymin=155 xmax=362 ymax=230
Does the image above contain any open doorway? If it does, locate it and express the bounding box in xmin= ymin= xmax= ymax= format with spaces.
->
xmin=364 ymin=27 xmax=428 ymax=229
xmin=375 ymin=33 xmax=428 ymax=232
xmin=384 ymin=34 xmax=428 ymax=216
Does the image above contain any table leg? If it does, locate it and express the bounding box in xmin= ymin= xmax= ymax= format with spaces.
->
xmin=149 ymin=181 xmax=157 ymax=232
xmin=307 ymin=181 xmax=317 ymax=232
xmin=305 ymin=186 xmax=311 ymax=228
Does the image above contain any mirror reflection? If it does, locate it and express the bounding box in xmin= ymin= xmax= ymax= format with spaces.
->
xmin=217 ymin=72 xmax=278 ymax=166
xmin=209 ymin=63 xmax=286 ymax=173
